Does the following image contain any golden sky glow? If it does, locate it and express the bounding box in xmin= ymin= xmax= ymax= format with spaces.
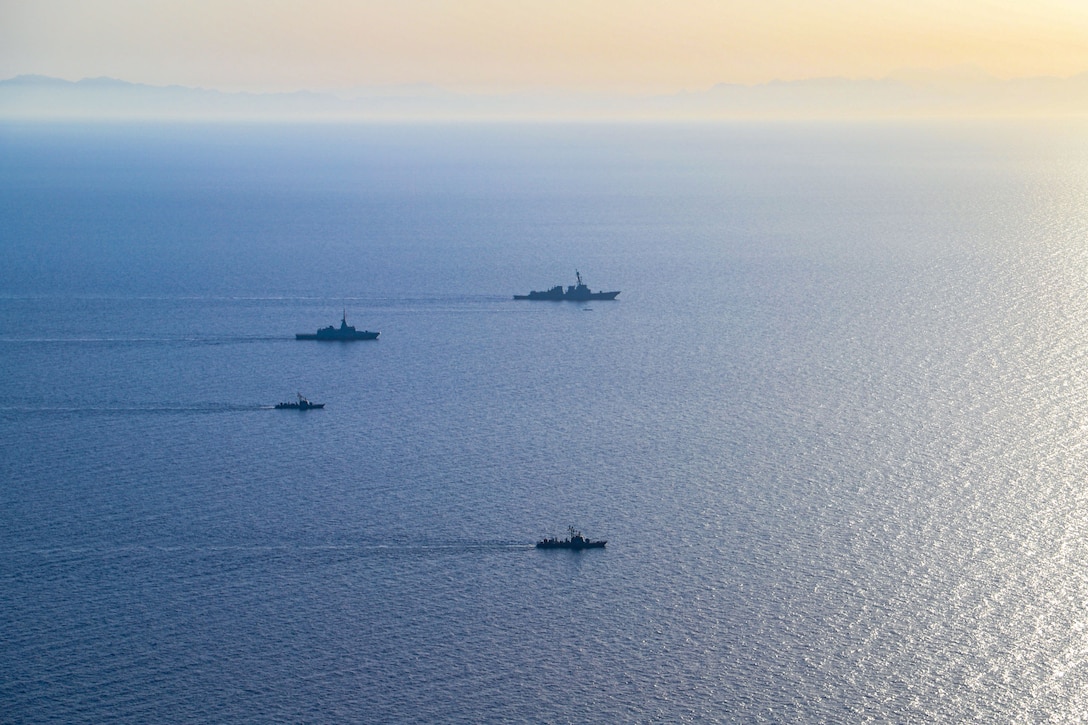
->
xmin=2 ymin=0 xmax=1088 ymax=92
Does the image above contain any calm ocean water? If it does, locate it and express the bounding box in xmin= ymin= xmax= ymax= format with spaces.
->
xmin=3 ymin=120 xmax=1088 ymax=722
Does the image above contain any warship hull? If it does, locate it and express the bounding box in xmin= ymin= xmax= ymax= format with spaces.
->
xmin=295 ymin=331 xmax=379 ymax=340
xmin=514 ymin=290 xmax=619 ymax=301
xmin=535 ymin=539 xmax=606 ymax=549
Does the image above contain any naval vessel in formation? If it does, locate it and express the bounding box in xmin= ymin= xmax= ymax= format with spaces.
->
xmin=536 ymin=526 xmax=607 ymax=550
xmin=275 ymin=393 xmax=325 ymax=410
xmin=296 ymin=311 xmax=379 ymax=340
xmin=514 ymin=271 xmax=620 ymax=301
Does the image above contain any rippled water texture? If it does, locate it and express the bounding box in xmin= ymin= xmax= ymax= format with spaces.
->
xmin=2 ymin=121 xmax=1088 ymax=721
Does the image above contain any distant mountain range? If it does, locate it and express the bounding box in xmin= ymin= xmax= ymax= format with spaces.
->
xmin=2 ymin=72 xmax=1087 ymax=121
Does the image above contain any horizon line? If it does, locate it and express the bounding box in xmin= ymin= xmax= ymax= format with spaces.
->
xmin=6 ymin=67 xmax=1088 ymax=97
xmin=4 ymin=70 xmax=1088 ymax=123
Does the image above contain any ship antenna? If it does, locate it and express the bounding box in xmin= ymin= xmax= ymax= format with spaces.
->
xmin=576 ymin=270 xmax=583 ymax=286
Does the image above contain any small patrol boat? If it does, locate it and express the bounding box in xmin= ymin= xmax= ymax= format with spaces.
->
xmin=536 ymin=526 xmax=606 ymax=550
xmin=275 ymin=393 xmax=325 ymax=410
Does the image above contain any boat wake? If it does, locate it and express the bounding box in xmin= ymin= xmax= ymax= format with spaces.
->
xmin=9 ymin=541 xmax=536 ymax=563
xmin=0 ymin=404 xmax=270 ymax=416
xmin=0 ymin=336 xmax=291 ymax=345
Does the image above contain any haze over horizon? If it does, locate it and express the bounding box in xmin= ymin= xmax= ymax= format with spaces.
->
xmin=3 ymin=0 xmax=1088 ymax=97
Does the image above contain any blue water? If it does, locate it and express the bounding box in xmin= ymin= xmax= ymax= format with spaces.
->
xmin=3 ymin=120 xmax=1088 ymax=722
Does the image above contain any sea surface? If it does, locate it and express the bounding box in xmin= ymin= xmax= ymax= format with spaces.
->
xmin=2 ymin=120 xmax=1088 ymax=722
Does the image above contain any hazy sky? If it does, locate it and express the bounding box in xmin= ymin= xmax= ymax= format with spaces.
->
xmin=3 ymin=0 xmax=1088 ymax=93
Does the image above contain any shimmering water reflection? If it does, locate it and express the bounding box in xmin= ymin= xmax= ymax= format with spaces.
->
xmin=2 ymin=121 xmax=1088 ymax=721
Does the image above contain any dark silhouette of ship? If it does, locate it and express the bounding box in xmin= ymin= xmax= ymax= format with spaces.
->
xmin=536 ymin=526 xmax=606 ymax=550
xmin=275 ymin=393 xmax=325 ymax=410
xmin=296 ymin=311 xmax=379 ymax=340
xmin=514 ymin=271 xmax=620 ymax=301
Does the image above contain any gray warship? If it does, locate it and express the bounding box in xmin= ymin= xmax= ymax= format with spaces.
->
xmin=514 ymin=271 xmax=620 ymax=301
xmin=296 ymin=311 xmax=379 ymax=341
xmin=275 ymin=393 xmax=325 ymax=410
xmin=536 ymin=526 xmax=607 ymax=550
